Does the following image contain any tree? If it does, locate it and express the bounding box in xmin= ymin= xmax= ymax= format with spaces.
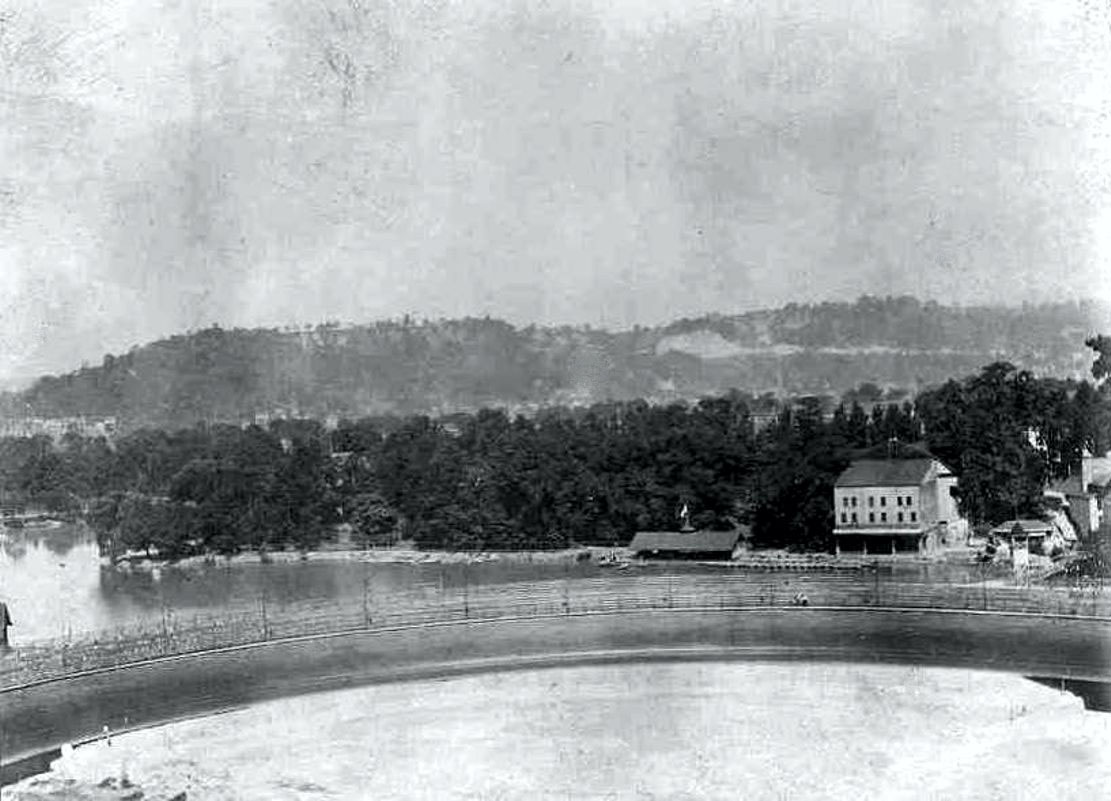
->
xmin=350 ymin=493 xmax=398 ymax=548
xmin=1087 ymin=335 xmax=1111 ymax=383
xmin=918 ymin=362 xmax=1049 ymax=525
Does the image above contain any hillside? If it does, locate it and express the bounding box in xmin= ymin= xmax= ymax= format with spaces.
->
xmin=3 ymin=297 xmax=1104 ymax=430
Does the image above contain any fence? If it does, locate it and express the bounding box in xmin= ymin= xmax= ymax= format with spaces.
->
xmin=2 ymin=571 xmax=1109 ymax=690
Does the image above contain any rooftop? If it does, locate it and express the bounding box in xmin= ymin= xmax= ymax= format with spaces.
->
xmin=835 ymin=458 xmax=937 ymax=488
xmin=989 ymin=519 xmax=1053 ymax=536
xmin=628 ymin=529 xmax=742 ymax=554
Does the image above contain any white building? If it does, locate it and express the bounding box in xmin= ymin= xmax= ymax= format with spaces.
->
xmin=832 ymin=457 xmax=968 ymax=556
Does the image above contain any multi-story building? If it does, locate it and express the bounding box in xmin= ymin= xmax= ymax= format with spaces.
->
xmin=832 ymin=456 xmax=968 ymax=556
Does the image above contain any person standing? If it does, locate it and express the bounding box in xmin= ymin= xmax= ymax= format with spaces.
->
xmin=0 ymin=601 xmax=11 ymax=649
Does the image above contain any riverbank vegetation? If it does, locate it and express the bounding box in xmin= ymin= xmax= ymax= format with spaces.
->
xmin=0 ymin=340 xmax=1107 ymax=559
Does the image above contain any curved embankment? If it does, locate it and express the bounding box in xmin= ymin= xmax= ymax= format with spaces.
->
xmin=3 ymin=604 xmax=1110 ymax=780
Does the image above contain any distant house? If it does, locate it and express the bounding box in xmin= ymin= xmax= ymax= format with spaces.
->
xmin=1049 ymin=451 xmax=1111 ymax=544
xmin=628 ymin=529 xmax=744 ymax=561
xmin=832 ymin=456 xmax=968 ymax=556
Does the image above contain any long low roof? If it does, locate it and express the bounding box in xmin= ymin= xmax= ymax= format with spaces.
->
xmin=629 ymin=530 xmax=742 ymax=553
xmin=990 ymin=519 xmax=1053 ymax=536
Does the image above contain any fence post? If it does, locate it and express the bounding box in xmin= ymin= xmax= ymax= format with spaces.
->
xmin=260 ymin=590 xmax=269 ymax=641
xmin=363 ymin=568 xmax=371 ymax=629
xmin=981 ymin=564 xmax=987 ymax=611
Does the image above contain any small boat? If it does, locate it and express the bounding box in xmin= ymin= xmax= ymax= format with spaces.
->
xmin=598 ymin=551 xmax=631 ymax=569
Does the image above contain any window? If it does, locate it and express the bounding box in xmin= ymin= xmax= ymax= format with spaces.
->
xmin=881 ymin=512 xmax=887 ymax=522
xmin=897 ymin=512 xmax=904 ymax=523
xmin=910 ymin=512 xmax=917 ymax=522
xmin=851 ymin=497 xmax=857 ymax=507
xmin=868 ymin=497 xmax=874 ymax=507
xmin=905 ymin=496 xmax=913 ymax=506
xmin=840 ymin=513 xmax=847 ymax=523
xmin=868 ymin=512 xmax=875 ymax=523
xmin=896 ymin=496 xmax=902 ymax=507
xmin=880 ymin=496 xmax=886 ymax=507
xmin=852 ymin=513 xmax=858 ymax=523
xmin=842 ymin=497 xmax=849 ymax=507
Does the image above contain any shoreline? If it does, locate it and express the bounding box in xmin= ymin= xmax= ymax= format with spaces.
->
xmin=103 ymin=543 xmax=1031 ymax=576
xmin=106 ymin=545 xmax=609 ymax=570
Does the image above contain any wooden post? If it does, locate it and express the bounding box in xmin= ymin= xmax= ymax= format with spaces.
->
xmin=362 ymin=568 xmax=370 ymax=628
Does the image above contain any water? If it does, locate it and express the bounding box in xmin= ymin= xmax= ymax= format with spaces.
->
xmin=0 ymin=523 xmax=1066 ymax=645
xmin=0 ymin=524 xmax=602 ymax=643
xmin=6 ymin=662 xmax=1110 ymax=800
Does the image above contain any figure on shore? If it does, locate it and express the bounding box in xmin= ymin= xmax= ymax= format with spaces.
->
xmin=1 ymin=601 xmax=12 ymax=649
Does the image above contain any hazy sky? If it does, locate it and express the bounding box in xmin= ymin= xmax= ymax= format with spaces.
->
xmin=1 ymin=0 xmax=1109 ymax=384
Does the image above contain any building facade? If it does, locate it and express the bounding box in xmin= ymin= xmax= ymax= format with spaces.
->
xmin=1050 ymin=451 xmax=1111 ymax=544
xmin=832 ymin=457 xmax=967 ymax=556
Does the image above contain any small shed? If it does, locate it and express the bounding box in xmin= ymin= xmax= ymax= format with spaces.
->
xmin=628 ymin=529 xmax=744 ymax=561
xmin=989 ymin=519 xmax=1054 ymax=555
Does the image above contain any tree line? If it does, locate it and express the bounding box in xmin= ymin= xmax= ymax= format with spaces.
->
xmin=3 ymin=297 xmax=1099 ymax=429
xmin=0 ymin=341 xmax=1107 ymax=559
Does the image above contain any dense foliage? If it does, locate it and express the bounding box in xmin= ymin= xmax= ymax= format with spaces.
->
xmin=0 ymin=297 xmax=1099 ymax=429
xmin=1 ymin=340 xmax=1107 ymax=557
xmin=918 ymin=361 xmax=1111 ymax=525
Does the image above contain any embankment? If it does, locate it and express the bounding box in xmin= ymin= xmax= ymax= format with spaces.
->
xmin=3 ymin=604 xmax=1110 ymax=779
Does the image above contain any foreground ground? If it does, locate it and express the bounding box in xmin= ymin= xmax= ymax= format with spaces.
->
xmin=9 ymin=662 xmax=1111 ymax=801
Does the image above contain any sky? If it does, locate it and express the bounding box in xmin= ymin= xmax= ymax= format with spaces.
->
xmin=0 ymin=0 xmax=1109 ymax=386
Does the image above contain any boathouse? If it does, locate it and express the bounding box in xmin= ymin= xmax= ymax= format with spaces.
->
xmin=628 ymin=529 xmax=744 ymax=561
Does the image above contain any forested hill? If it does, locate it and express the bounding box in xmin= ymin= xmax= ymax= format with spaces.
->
xmin=6 ymin=297 xmax=1104 ymax=430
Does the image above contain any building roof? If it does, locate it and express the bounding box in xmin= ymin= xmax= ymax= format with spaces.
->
xmin=628 ymin=529 xmax=742 ymax=554
xmin=989 ymin=519 xmax=1053 ymax=536
xmin=835 ymin=458 xmax=936 ymax=488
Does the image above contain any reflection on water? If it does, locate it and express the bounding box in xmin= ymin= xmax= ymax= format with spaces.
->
xmin=7 ymin=663 xmax=1111 ymax=800
xmin=0 ymin=525 xmax=600 ymax=642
